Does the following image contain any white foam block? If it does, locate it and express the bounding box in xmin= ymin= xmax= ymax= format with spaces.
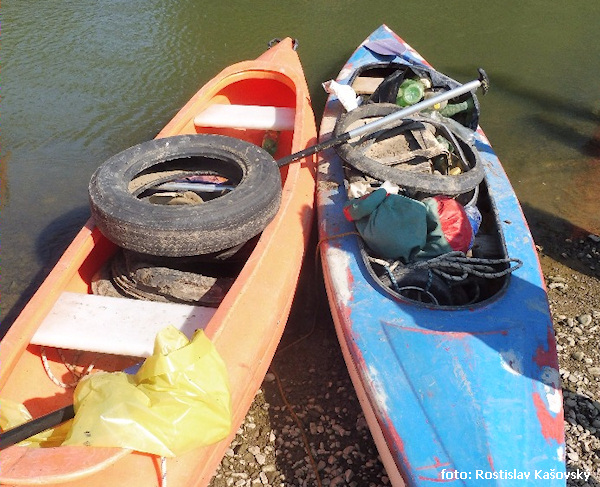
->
xmin=194 ymin=104 xmax=295 ymax=131
xmin=31 ymin=292 xmax=216 ymax=357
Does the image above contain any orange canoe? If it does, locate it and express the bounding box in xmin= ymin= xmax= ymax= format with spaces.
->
xmin=0 ymin=38 xmax=316 ymax=486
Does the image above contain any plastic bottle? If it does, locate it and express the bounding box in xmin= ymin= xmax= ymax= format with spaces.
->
xmin=396 ymin=79 xmax=425 ymax=107
xmin=464 ymin=204 xmax=482 ymax=249
xmin=262 ymin=130 xmax=279 ymax=156
xmin=424 ymin=89 xmax=447 ymax=111
xmin=439 ymin=99 xmax=474 ymax=117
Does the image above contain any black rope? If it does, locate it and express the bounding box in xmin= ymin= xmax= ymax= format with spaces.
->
xmin=377 ymin=259 xmax=440 ymax=305
xmin=407 ymin=251 xmax=523 ymax=282
xmin=383 ymin=264 xmax=401 ymax=293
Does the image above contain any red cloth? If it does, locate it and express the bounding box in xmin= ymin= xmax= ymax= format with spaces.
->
xmin=430 ymin=196 xmax=472 ymax=253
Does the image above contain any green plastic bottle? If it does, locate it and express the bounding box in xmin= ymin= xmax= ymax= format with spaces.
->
xmin=262 ymin=130 xmax=279 ymax=156
xmin=439 ymin=98 xmax=474 ymax=117
xmin=396 ymin=79 xmax=425 ymax=107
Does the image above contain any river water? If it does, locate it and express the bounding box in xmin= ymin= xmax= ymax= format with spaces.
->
xmin=2 ymin=1 xmax=599 ymax=326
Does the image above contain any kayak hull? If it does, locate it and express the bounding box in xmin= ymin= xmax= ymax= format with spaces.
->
xmin=0 ymin=38 xmax=317 ymax=486
xmin=317 ymin=25 xmax=565 ymax=486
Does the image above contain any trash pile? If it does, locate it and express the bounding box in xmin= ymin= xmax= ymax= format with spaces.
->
xmin=324 ymin=65 xmax=522 ymax=306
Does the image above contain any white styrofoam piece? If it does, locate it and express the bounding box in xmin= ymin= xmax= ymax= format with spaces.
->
xmin=31 ymin=292 xmax=216 ymax=357
xmin=194 ymin=104 xmax=295 ymax=131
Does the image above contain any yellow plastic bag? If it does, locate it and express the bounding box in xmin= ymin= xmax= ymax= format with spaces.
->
xmin=0 ymin=398 xmax=71 ymax=448
xmin=63 ymin=326 xmax=231 ymax=457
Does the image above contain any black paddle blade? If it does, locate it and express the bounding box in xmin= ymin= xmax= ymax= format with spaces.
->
xmin=0 ymin=404 xmax=75 ymax=450
xmin=478 ymin=68 xmax=490 ymax=94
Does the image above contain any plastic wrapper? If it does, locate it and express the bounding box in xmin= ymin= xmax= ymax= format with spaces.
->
xmin=322 ymin=79 xmax=360 ymax=111
xmin=0 ymin=398 xmax=33 ymax=433
xmin=0 ymin=398 xmax=71 ymax=448
xmin=63 ymin=326 xmax=231 ymax=457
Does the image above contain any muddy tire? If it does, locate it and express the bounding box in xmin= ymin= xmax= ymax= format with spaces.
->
xmin=89 ymin=134 xmax=281 ymax=257
xmin=334 ymin=103 xmax=484 ymax=195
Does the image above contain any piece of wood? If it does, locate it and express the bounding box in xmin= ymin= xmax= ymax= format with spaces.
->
xmin=352 ymin=76 xmax=385 ymax=95
xmin=194 ymin=104 xmax=295 ymax=130
xmin=31 ymin=292 xmax=215 ymax=357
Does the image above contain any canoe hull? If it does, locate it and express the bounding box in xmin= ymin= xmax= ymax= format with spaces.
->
xmin=317 ymin=25 xmax=565 ymax=485
xmin=0 ymin=38 xmax=316 ymax=486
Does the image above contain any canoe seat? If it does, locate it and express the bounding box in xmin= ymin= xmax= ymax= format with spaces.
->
xmin=31 ymin=292 xmax=216 ymax=357
xmin=194 ymin=104 xmax=295 ymax=131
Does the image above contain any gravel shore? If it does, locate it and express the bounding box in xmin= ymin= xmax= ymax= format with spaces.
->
xmin=537 ymin=226 xmax=600 ymax=486
xmin=210 ymin=223 xmax=600 ymax=487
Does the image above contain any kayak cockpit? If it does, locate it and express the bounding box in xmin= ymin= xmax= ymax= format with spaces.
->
xmin=336 ymin=63 xmax=521 ymax=308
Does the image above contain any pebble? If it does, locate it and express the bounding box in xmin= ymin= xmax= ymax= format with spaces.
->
xmin=571 ymin=351 xmax=585 ymax=361
xmin=549 ymin=281 xmax=567 ymax=290
xmin=576 ymin=314 xmax=593 ymax=326
xmin=588 ymin=234 xmax=600 ymax=243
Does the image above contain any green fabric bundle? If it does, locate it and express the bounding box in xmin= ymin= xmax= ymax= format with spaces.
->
xmin=344 ymin=188 xmax=474 ymax=262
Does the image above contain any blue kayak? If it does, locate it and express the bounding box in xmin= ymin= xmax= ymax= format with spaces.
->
xmin=317 ymin=25 xmax=565 ymax=485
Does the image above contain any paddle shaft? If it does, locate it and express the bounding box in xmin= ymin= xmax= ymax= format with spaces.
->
xmin=154 ymin=182 xmax=236 ymax=193
xmin=276 ymin=69 xmax=488 ymax=168
xmin=0 ymin=405 xmax=74 ymax=450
